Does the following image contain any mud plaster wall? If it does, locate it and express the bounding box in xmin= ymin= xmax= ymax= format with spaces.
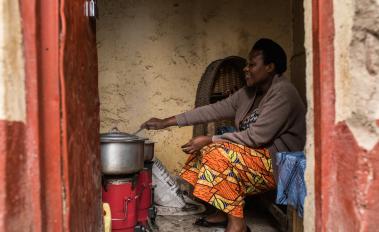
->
xmin=303 ymin=0 xmax=315 ymax=231
xmin=97 ymin=0 xmax=293 ymax=173
xmin=334 ymin=0 xmax=379 ymax=151
xmin=303 ymin=0 xmax=379 ymax=231
xmin=331 ymin=0 xmax=379 ymax=230
xmin=0 ymin=0 xmax=25 ymax=122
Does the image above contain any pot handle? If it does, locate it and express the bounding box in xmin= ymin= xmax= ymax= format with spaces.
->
xmin=110 ymin=127 xmax=120 ymax=133
xmin=111 ymin=197 xmax=131 ymax=221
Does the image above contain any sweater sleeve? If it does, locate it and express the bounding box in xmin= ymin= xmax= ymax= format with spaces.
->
xmin=175 ymin=88 xmax=243 ymax=127
xmin=215 ymin=88 xmax=293 ymax=148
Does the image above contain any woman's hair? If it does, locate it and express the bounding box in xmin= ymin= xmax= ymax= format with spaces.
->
xmin=251 ymin=38 xmax=287 ymax=75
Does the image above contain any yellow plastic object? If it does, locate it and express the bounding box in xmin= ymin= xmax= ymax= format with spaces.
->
xmin=103 ymin=203 xmax=112 ymax=232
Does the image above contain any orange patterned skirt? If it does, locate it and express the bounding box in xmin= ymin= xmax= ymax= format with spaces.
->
xmin=180 ymin=142 xmax=276 ymax=218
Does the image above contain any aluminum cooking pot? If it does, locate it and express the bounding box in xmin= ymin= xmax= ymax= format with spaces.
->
xmin=144 ymin=141 xmax=155 ymax=161
xmin=100 ymin=127 xmax=146 ymax=175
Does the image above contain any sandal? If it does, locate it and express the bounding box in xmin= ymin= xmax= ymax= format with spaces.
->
xmin=194 ymin=216 xmax=228 ymax=228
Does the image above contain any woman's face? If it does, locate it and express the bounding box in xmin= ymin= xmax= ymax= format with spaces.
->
xmin=243 ymin=50 xmax=272 ymax=87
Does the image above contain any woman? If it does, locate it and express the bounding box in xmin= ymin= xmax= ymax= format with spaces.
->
xmin=141 ymin=38 xmax=306 ymax=232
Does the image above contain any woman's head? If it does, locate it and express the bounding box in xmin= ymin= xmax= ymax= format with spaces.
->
xmin=244 ymin=38 xmax=287 ymax=87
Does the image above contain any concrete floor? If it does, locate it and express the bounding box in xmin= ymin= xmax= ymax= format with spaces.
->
xmin=155 ymin=201 xmax=279 ymax=232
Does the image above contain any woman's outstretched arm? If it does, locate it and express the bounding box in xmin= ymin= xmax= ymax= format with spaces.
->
xmin=140 ymin=116 xmax=177 ymax=130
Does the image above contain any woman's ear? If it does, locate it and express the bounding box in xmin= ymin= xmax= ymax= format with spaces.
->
xmin=266 ymin=63 xmax=275 ymax=73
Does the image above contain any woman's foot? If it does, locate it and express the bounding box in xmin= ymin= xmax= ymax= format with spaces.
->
xmin=194 ymin=210 xmax=227 ymax=228
xmin=225 ymin=214 xmax=249 ymax=232
xmin=204 ymin=210 xmax=227 ymax=223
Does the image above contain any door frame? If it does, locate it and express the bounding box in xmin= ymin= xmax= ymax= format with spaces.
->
xmin=18 ymin=0 xmax=336 ymax=230
xmin=21 ymin=0 xmax=67 ymax=230
xmin=312 ymin=0 xmax=335 ymax=231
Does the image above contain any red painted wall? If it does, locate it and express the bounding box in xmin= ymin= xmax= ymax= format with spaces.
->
xmin=0 ymin=121 xmax=30 ymax=232
xmin=60 ymin=0 xmax=102 ymax=230
xmin=0 ymin=0 xmax=63 ymax=231
xmin=0 ymin=0 xmax=100 ymax=231
xmin=313 ymin=0 xmax=379 ymax=231
xmin=329 ymin=124 xmax=379 ymax=231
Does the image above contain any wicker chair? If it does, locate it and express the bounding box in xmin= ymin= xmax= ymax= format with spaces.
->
xmin=193 ymin=56 xmax=246 ymax=137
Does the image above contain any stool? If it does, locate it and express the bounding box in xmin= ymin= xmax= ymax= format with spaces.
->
xmin=259 ymin=192 xmax=304 ymax=232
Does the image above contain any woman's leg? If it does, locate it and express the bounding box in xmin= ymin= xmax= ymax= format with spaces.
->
xmin=181 ymin=142 xmax=247 ymax=223
xmin=180 ymin=153 xmax=202 ymax=186
xmin=180 ymin=142 xmax=275 ymax=229
xmin=226 ymin=214 xmax=248 ymax=232
xmin=203 ymin=209 xmax=227 ymax=222
xmin=181 ymin=151 xmax=227 ymax=223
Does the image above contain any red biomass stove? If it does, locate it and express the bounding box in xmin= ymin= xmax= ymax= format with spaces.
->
xmin=102 ymin=162 xmax=156 ymax=232
xmin=102 ymin=176 xmax=138 ymax=232
xmin=136 ymin=162 xmax=156 ymax=227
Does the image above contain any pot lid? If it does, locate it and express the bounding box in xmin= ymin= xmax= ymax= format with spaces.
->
xmin=100 ymin=127 xmax=146 ymax=143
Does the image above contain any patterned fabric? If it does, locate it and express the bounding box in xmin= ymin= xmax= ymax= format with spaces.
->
xmin=180 ymin=142 xmax=276 ymax=218
xmin=239 ymin=109 xmax=259 ymax=131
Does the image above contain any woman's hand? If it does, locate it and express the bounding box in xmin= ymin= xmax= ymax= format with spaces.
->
xmin=141 ymin=116 xmax=178 ymax=130
xmin=141 ymin=118 xmax=168 ymax=130
xmin=181 ymin=136 xmax=212 ymax=154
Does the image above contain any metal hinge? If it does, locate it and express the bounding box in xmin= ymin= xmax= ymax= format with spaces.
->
xmin=85 ymin=0 xmax=97 ymax=18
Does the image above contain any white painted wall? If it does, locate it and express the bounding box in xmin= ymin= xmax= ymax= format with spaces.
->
xmin=0 ymin=0 xmax=25 ymax=122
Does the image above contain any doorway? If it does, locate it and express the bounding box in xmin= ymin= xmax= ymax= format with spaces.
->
xmin=96 ymin=0 xmax=306 ymax=231
xmin=97 ymin=0 xmax=306 ymax=178
xmin=5 ymin=0 xmax=379 ymax=231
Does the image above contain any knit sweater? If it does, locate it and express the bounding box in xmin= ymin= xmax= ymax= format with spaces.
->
xmin=175 ymin=75 xmax=306 ymax=165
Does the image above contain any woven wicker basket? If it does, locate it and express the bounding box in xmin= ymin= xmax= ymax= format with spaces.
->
xmin=193 ymin=56 xmax=246 ymax=137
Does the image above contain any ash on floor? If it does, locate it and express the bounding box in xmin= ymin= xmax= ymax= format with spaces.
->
xmin=155 ymin=198 xmax=280 ymax=232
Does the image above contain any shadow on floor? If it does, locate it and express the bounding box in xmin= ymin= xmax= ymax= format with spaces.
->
xmin=155 ymin=196 xmax=280 ymax=232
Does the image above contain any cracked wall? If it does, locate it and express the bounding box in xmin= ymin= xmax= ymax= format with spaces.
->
xmin=334 ymin=0 xmax=379 ymax=152
xmin=330 ymin=0 xmax=379 ymax=231
xmin=97 ymin=0 xmax=293 ymax=173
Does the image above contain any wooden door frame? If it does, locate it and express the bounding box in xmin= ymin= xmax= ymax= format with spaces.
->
xmin=312 ymin=0 xmax=335 ymax=231
xmin=20 ymin=0 xmax=67 ymax=230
